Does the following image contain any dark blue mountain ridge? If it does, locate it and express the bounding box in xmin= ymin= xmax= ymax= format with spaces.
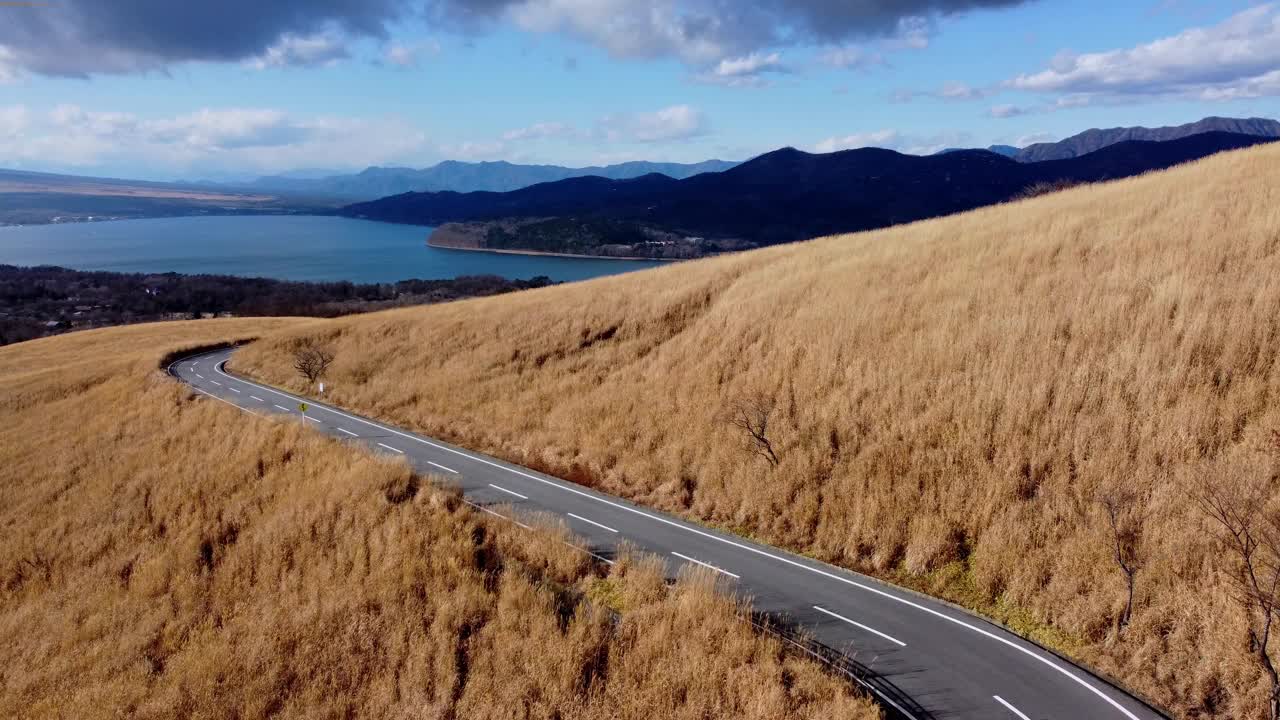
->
xmin=237 ymin=158 xmax=739 ymax=198
xmin=341 ymin=131 xmax=1275 ymax=247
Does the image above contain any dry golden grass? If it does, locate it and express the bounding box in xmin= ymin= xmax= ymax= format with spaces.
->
xmin=0 ymin=320 xmax=875 ymax=719
xmin=233 ymin=142 xmax=1280 ymax=718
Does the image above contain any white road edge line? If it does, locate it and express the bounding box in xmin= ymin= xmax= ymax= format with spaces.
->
xmin=206 ymin=355 xmax=1140 ymax=720
xmin=304 ymin=416 xmax=320 ymax=422
xmin=194 ymin=387 xmax=259 ymax=416
xmin=460 ymin=500 xmax=612 ymax=565
xmin=568 ymin=512 xmax=618 ymax=533
xmin=462 ymin=500 xmax=533 ymax=530
xmin=250 ymin=395 xmax=263 ymax=402
xmin=994 ymin=696 xmax=1032 ymax=720
xmin=672 ymin=551 xmax=740 ymax=579
xmin=489 ymin=483 xmax=527 ymax=500
xmin=812 ymin=605 xmax=907 ymax=647
xmin=377 ymin=442 xmax=404 ymax=454
xmin=186 ymin=353 xmax=614 ymax=575
xmin=428 ymin=460 xmax=457 ymax=473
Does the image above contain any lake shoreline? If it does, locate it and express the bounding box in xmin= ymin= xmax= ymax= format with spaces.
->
xmin=0 ymin=215 xmax=666 ymax=284
xmin=427 ymin=239 xmax=680 ymax=263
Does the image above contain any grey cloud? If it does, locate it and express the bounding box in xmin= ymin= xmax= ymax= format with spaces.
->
xmin=0 ymin=0 xmax=406 ymax=76
xmin=768 ymin=0 xmax=1026 ymax=42
xmin=504 ymin=0 xmax=1028 ymax=64
xmin=0 ymin=0 xmax=1033 ymax=78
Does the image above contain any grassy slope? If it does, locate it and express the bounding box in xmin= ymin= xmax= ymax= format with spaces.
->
xmin=0 ymin=320 xmax=874 ymax=719
xmin=234 ymin=142 xmax=1280 ymax=718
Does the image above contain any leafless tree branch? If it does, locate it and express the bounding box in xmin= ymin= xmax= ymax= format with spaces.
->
xmin=292 ymin=342 xmax=335 ymax=386
xmin=1097 ymin=484 xmax=1146 ymax=631
xmin=723 ymin=392 xmax=780 ymax=466
xmin=1195 ymin=440 xmax=1280 ymax=719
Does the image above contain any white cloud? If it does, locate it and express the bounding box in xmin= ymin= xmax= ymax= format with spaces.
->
xmin=813 ymin=128 xmax=973 ymax=155
xmin=384 ymin=40 xmax=442 ymax=68
xmin=890 ymin=81 xmax=993 ymax=102
xmin=0 ymin=46 xmax=21 ymax=84
xmin=697 ymin=51 xmax=789 ymax=86
xmin=988 ymin=103 xmax=1028 ymax=118
xmin=441 ymin=104 xmax=710 ymax=163
xmin=145 ymin=109 xmax=306 ymax=149
xmin=890 ymin=15 xmax=934 ymax=49
xmin=501 ymin=121 xmax=576 ymax=142
xmin=1013 ymin=131 xmax=1056 ymax=147
xmin=0 ymin=105 xmax=29 ymax=138
xmin=1007 ymin=4 xmax=1280 ymax=102
xmin=813 ymin=129 xmax=901 ymax=153
xmin=939 ymin=81 xmax=984 ymax=99
xmin=0 ymin=104 xmax=429 ymax=175
xmin=597 ymin=104 xmax=707 ymax=143
xmin=438 ymin=139 xmax=509 ymax=161
xmin=385 ymin=45 xmax=417 ymax=67
xmin=1199 ymin=68 xmax=1280 ymax=100
xmin=247 ymin=32 xmax=349 ymax=70
xmin=819 ymin=45 xmax=884 ymax=69
xmin=710 ymin=52 xmax=786 ymax=77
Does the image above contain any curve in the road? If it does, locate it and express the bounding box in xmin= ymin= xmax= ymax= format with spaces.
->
xmin=168 ymin=346 xmax=1169 ymax=720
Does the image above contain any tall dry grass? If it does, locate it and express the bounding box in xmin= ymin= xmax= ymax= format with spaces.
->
xmin=234 ymin=142 xmax=1280 ymax=718
xmin=0 ymin=320 xmax=875 ymax=719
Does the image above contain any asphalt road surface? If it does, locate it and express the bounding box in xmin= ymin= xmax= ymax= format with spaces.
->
xmin=170 ymin=347 xmax=1167 ymax=720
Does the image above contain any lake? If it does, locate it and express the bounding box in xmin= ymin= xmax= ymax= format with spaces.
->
xmin=0 ymin=215 xmax=667 ymax=283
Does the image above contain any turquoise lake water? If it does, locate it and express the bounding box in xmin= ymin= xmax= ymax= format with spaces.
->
xmin=0 ymin=215 xmax=666 ymax=283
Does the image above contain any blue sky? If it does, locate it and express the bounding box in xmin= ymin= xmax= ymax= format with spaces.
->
xmin=0 ymin=0 xmax=1277 ymax=179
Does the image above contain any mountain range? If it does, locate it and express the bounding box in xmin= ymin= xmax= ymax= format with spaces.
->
xmin=246 ymin=117 xmax=1280 ymax=204
xmin=5 ymin=115 xmax=1278 ymax=232
xmin=235 ymin=159 xmax=739 ymax=199
xmin=341 ymin=131 xmax=1276 ymax=256
xmin=1013 ymin=116 xmax=1280 ymax=162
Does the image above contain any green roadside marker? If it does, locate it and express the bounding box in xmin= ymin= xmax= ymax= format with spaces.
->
xmin=299 ymin=402 xmax=308 ymax=413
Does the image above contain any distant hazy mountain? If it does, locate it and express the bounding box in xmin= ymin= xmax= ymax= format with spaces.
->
xmin=935 ymin=145 xmax=1019 ymax=157
xmin=243 ymin=159 xmax=739 ymax=199
xmin=1015 ymin=116 xmax=1280 ymax=162
xmin=343 ymin=131 xmax=1275 ymax=249
xmin=0 ymin=168 xmax=337 ymax=225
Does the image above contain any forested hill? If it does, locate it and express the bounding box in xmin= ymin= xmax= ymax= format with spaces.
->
xmin=340 ymin=132 xmax=1276 ymax=252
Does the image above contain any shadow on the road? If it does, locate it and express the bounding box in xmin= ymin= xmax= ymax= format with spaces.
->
xmin=749 ymin=611 xmax=937 ymax=720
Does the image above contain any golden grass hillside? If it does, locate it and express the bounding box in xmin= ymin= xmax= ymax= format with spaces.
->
xmin=234 ymin=142 xmax=1280 ymax=718
xmin=0 ymin=320 xmax=875 ymax=719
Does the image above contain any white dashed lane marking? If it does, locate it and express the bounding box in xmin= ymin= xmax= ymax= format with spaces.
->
xmin=672 ymin=551 xmax=739 ymax=579
xmin=568 ymin=513 xmax=618 ymax=533
xmin=489 ymin=483 xmax=527 ymax=500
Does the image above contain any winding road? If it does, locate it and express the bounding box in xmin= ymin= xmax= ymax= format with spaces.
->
xmin=171 ymin=346 xmax=1167 ymax=720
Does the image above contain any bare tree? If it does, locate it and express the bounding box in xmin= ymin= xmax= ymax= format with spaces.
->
xmin=723 ymin=392 xmax=780 ymax=466
xmin=1097 ymin=485 xmax=1146 ymax=632
xmin=1196 ymin=438 xmax=1280 ymax=720
xmin=292 ymin=342 xmax=335 ymax=386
